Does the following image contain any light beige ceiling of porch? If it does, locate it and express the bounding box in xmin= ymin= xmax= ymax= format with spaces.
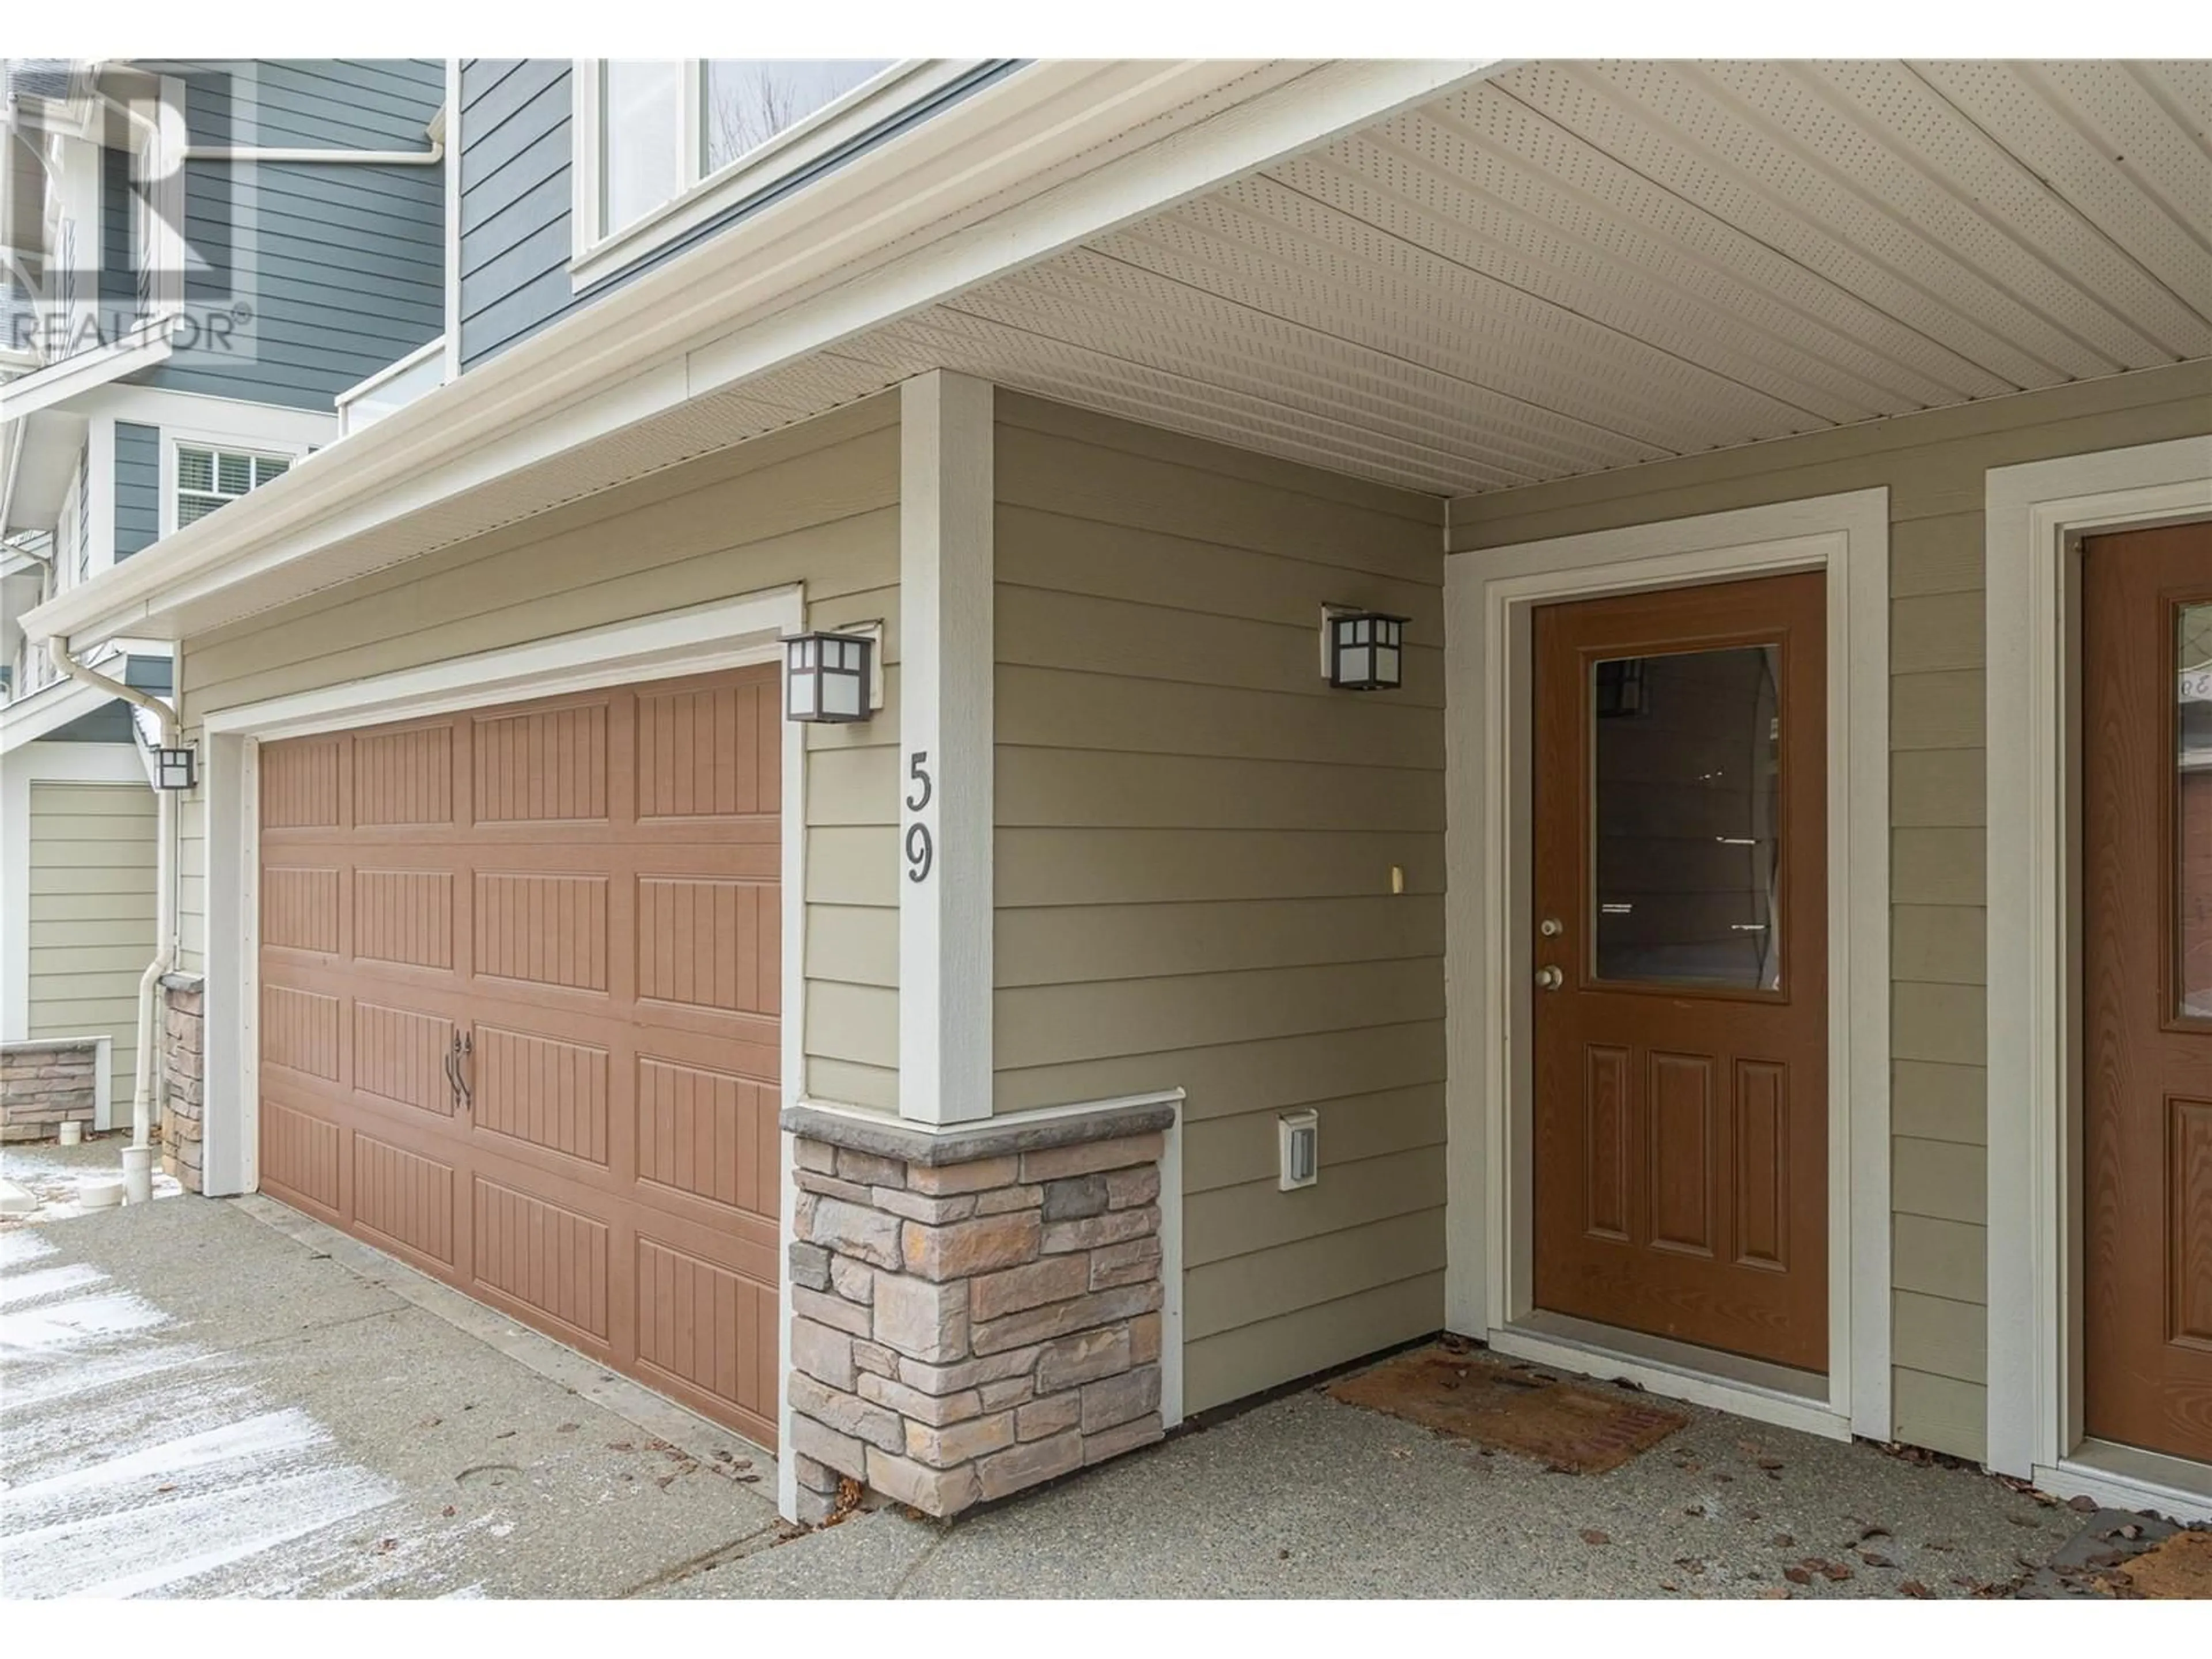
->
xmin=138 ymin=60 xmax=2212 ymax=639
xmin=807 ymin=58 xmax=2212 ymax=495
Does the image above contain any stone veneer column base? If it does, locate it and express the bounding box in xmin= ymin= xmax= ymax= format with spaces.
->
xmin=780 ymin=1101 xmax=1173 ymax=1524
xmin=0 ymin=1039 xmax=100 ymax=1142
xmin=160 ymin=974 xmax=205 ymax=1192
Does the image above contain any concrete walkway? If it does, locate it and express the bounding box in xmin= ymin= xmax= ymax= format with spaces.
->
xmin=0 ymin=1170 xmax=2140 ymax=1599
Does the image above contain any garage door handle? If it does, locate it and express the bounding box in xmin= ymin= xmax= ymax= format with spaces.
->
xmin=446 ymin=1032 xmax=474 ymax=1114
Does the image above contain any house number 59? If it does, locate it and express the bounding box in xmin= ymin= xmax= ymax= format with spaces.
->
xmin=904 ymin=752 xmax=934 ymax=884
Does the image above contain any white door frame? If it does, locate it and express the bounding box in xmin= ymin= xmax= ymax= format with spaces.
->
xmin=1984 ymin=434 xmax=2212 ymax=1522
xmin=194 ymin=584 xmax=807 ymax=1493
xmin=1444 ymin=488 xmax=1892 ymax=1444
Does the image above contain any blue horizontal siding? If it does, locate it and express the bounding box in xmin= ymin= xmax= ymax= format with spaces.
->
xmin=129 ymin=59 xmax=446 ymax=411
xmin=100 ymin=145 xmax=135 ymax=308
xmin=113 ymin=422 xmax=161 ymax=559
xmin=454 ymin=58 xmax=1022 ymax=372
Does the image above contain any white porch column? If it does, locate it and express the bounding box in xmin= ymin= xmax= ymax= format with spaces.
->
xmin=897 ymin=370 xmax=994 ymax=1125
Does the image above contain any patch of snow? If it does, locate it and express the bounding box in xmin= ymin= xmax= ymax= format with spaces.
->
xmin=0 ymin=1290 xmax=170 ymax=1357
xmin=5 ymin=1408 xmax=329 ymax=1508
xmin=0 ymin=1230 xmax=58 ymax=1268
xmin=0 ymin=1263 xmax=106 ymax=1308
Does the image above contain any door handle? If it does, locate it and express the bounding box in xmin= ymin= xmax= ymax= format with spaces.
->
xmin=447 ymin=1032 xmax=474 ymax=1113
xmin=1535 ymin=965 xmax=1565 ymax=991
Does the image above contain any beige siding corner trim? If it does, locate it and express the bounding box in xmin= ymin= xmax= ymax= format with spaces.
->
xmin=897 ymin=370 xmax=995 ymax=1125
xmin=1444 ymin=487 xmax=1892 ymax=1444
xmin=1984 ymin=434 xmax=2212 ymax=1520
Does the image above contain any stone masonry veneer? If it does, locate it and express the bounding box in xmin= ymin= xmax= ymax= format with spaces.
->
xmin=161 ymin=975 xmax=204 ymax=1192
xmin=0 ymin=1039 xmax=99 ymax=1142
xmin=780 ymin=1107 xmax=1171 ymax=1523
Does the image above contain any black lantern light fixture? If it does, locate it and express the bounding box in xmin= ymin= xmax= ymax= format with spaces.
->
xmin=155 ymin=744 xmax=198 ymax=791
xmin=1324 ymin=608 xmax=1408 ymax=691
xmin=784 ymin=631 xmax=875 ymax=724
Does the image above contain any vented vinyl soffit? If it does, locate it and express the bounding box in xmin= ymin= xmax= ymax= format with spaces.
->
xmin=31 ymin=59 xmax=2212 ymax=643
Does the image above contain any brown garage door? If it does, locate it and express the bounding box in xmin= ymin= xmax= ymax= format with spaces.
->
xmin=256 ymin=668 xmax=782 ymax=1449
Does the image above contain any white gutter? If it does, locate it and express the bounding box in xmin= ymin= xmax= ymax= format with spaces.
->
xmin=21 ymin=58 xmax=1506 ymax=652
xmin=44 ymin=638 xmax=174 ymax=1205
xmin=180 ymin=141 xmax=442 ymax=166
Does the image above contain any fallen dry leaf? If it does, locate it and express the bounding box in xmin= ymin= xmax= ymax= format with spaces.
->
xmin=1783 ymin=1566 xmax=1813 ymax=1586
xmin=1756 ymin=1457 xmax=1785 ymax=1471
xmin=1771 ymin=1532 xmax=1796 ymax=1548
xmin=1858 ymin=1524 xmax=1891 ymax=1541
xmin=441 ymin=1505 xmax=455 ymax=1517
xmin=2068 ymin=1494 xmax=2100 ymax=1513
xmin=1580 ymin=1529 xmax=1611 ymax=1546
xmin=1859 ymin=1551 xmax=1897 ymax=1569
xmin=1899 ymin=1580 xmax=1934 ymax=1599
xmin=1760 ymin=1587 xmax=1792 ymax=1600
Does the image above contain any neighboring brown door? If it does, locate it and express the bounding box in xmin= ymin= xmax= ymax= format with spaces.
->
xmin=1532 ymin=573 xmax=1829 ymax=1373
xmin=2083 ymin=520 xmax=2212 ymax=1464
xmin=257 ymin=668 xmax=783 ymax=1449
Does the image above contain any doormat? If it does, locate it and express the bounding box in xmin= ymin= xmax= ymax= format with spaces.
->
xmin=2113 ymin=1529 xmax=2212 ymax=1600
xmin=1327 ymin=1343 xmax=1688 ymax=1474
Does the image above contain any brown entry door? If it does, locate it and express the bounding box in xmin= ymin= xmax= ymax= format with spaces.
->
xmin=257 ymin=668 xmax=783 ymax=1449
xmin=1532 ymin=573 xmax=1828 ymax=1373
xmin=2084 ymin=521 xmax=2212 ymax=1464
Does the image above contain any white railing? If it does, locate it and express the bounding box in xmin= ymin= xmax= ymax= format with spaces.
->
xmin=335 ymin=336 xmax=445 ymax=438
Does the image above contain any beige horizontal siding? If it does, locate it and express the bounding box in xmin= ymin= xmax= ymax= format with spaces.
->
xmin=28 ymin=782 xmax=158 ymax=1105
xmin=178 ymin=395 xmax=902 ymax=1108
xmin=993 ymin=391 xmax=1446 ymax=1413
xmin=1450 ymin=359 xmax=2212 ymax=1461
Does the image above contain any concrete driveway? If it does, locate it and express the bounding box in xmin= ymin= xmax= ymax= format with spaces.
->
xmin=0 ymin=1157 xmax=2155 ymax=1599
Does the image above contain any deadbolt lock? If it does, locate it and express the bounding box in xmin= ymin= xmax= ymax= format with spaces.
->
xmin=1539 ymin=917 xmax=1563 ymax=937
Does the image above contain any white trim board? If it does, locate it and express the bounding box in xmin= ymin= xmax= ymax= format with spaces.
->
xmin=1442 ymin=487 xmax=1892 ymax=1444
xmin=896 ymin=371 xmax=994 ymax=1126
xmin=1984 ymin=434 xmax=2212 ymax=1516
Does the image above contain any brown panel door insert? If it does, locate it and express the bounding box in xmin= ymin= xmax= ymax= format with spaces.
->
xmin=258 ymin=665 xmax=783 ymax=1450
xmin=2083 ymin=520 xmax=2212 ymax=1464
xmin=1532 ymin=572 xmax=1829 ymax=1373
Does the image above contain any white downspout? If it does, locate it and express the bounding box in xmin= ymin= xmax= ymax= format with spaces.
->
xmin=46 ymin=638 xmax=175 ymax=1204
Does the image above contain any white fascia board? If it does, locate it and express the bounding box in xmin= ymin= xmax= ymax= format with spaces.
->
xmin=23 ymin=58 xmax=1508 ymax=652
xmin=78 ymin=384 xmax=340 ymax=449
xmin=0 ymin=666 xmax=120 ymax=751
xmin=0 ymin=329 xmax=174 ymax=425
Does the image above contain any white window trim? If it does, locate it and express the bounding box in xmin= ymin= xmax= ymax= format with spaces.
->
xmin=1442 ymin=488 xmax=1892 ymax=1446
xmin=567 ymin=59 xmax=977 ymax=291
xmin=1984 ymin=435 xmax=2212 ymax=1524
xmin=160 ymin=427 xmax=315 ymax=540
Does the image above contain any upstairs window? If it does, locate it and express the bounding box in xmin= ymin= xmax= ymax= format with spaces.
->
xmin=176 ymin=444 xmax=290 ymax=527
xmin=590 ymin=58 xmax=896 ymax=243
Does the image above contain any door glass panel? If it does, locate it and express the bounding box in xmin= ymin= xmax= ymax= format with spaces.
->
xmin=2179 ymin=601 xmax=2212 ymax=1020
xmin=1592 ymin=645 xmax=1783 ymax=990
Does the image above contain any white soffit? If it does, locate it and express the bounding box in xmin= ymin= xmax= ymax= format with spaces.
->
xmin=75 ymin=59 xmax=2212 ymax=638
xmin=831 ymin=58 xmax=2211 ymax=495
